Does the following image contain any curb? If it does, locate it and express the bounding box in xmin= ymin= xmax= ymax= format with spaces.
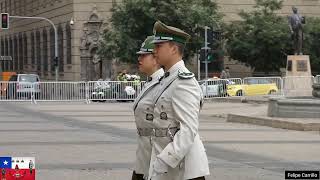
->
xmin=204 ymin=97 xmax=269 ymax=104
xmin=227 ymin=114 xmax=320 ymax=131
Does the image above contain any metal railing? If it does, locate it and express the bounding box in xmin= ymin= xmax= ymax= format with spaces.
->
xmin=87 ymin=81 xmax=142 ymax=102
xmin=36 ymin=82 xmax=86 ymax=102
xmin=0 ymin=76 xmax=318 ymax=103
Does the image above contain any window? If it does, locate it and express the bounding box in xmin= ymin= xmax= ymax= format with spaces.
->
xmin=1 ymin=39 xmax=4 ymax=58
xmin=23 ymin=33 xmax=28 ymax=64
xmin=8 ymin=37 xmax=12 ymax=70
xmin=13 ymin=36 xmax=18 ymax=71
xmin=50 ymin=28 xmax=55 ymax=74
xmin=19 ymin=34 xmax=23 ymax=71
xmin=66 ymin=24 xmax=72 ymax=64
xmin=36 ymin=30 xmax=41 ymax=72
xmin=58 ymin=25 xmax=64 ymax=72
xmin=43 ymin=29 xmax=48 ymax=74
xmin=1 ymin=38 xmax=4 ymax=71
xmin=30 ymin=32 xmax=35 ymax=65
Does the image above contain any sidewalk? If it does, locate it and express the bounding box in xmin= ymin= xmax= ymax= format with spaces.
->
xmin=202 ymin=100 xmax=320 ymax=131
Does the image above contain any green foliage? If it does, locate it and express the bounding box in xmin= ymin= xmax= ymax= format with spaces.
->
xmin=226 ymin=0 xmax=290 ymax=72
xmin=98 ymin=0 xmax=222 ymax=63
xmin=303 ymin=17 xmax=320 ymax=73
xmin=226 ymin=0 xmax=320 ymax=73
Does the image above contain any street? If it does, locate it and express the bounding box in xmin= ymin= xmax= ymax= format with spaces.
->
xmin=0 ymin=102 xmax=319 ymax=180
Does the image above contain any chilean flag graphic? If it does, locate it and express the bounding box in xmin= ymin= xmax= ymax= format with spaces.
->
xmin=0 ymin=157 xmax=35 ymax=180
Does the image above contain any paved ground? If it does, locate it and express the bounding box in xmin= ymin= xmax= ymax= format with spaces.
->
xmin=0 ymin=101 xmax=319 ymax=180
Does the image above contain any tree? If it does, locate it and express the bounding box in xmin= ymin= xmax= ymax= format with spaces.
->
xmin=303 ymin=17 xmax=320 ymax=74
xmin=226 ymin=0 xmax=320 ymax=74
xmin=226 ymin=0 xmax=291 ymax=73
xmin=98 ymin=0 xmax=222 ymax=63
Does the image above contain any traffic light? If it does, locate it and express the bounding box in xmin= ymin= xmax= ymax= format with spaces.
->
xmin=207 ymin=29 xmax=214 ymax=47
xmin=53 ymin=57 xmax=59 ymax=67
xmin=1 ymin=13 xmax=9 ymax=29
xmin=200 ymin=49 xmax=214 ymax=63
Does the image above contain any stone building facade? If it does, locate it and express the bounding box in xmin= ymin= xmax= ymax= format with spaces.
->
xmin=0 ymin=0 xmax=117 ymax=81
xmin=0 ymin=0 xmax=319 ymax=80
xmin=218 ymin=0 xmax=320 ymax=21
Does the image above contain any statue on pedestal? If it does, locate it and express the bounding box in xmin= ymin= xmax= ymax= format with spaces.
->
xmin=288 ymin=6 xmax=305 ymax=55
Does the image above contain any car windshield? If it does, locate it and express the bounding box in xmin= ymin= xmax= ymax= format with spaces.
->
xmin=19 ymin=75 xmax=39 ymax=82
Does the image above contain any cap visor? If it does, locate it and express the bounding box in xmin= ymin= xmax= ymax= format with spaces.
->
xmin=151 ymin=39 xmax=170 ymax=44
xmin=136 ymin=51 xmax=152 ymax=55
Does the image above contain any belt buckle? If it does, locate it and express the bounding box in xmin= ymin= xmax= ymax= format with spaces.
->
xmin=151 ymin=128 xmax=156 ymax=136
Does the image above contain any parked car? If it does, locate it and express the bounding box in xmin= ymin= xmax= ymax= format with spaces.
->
xmin=227 ymin=79 xmax=278 ymax=96
xmin=199 ymin=79 xmax=234 ymax=97
xmin=5 ymin=74 xmax=41 ymax=99
xmin=91 ymin=79 xmax=111 ymax=102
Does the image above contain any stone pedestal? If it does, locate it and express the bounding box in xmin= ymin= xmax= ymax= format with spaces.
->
xmin=268 ymin=97 xmax=320 ymax=118
xmin=284 ymin=55 xmax=313 ymax=97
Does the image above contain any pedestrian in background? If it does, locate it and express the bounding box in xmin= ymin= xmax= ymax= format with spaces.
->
xmin=220 ymin=66 xmax=230 ymax=79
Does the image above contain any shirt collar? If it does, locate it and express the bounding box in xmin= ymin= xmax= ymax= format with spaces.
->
xmin=167 ymin=60 xmax=185 ymax=75
xmin=150 ymin=68 xmax=164 ymax=81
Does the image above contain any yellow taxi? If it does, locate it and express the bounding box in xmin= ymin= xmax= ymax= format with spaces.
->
xmin=227 ymin=78 xmax=279 ymax=96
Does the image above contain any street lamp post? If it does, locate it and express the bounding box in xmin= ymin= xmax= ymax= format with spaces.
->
xmin=9 ymin=15 xmax=59 ymax=81
xmin=204 ymin=26 xmax=210 ymax=80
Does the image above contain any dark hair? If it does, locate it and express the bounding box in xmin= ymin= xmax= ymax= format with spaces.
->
xmin=226 ymin=67 xmax=230 ymax=69
xmin=169 ymin=41 xmax=185 ymax=55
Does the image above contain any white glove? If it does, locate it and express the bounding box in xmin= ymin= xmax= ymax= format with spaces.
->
xmin=153 ymin=158 xmax=168 ymax=174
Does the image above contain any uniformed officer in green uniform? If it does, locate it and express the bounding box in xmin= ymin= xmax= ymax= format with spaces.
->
xmin=146 ymin=21 xmax=210 ymax=180
xmin=132 ymin=36 xmax=164 ymax=180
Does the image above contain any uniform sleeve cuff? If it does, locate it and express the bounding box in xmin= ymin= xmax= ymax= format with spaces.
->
xmin=157 ymin=144 xmax=182 ymax=168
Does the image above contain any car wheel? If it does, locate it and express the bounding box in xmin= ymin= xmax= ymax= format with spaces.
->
xmin=236 ymin=90 xmax=243 ymax=96
xmin=269 ymin=90 xmax=277 ymax=95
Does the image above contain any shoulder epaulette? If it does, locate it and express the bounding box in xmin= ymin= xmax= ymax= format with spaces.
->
xmin=178 ymin=71 xmax=194 ymax=79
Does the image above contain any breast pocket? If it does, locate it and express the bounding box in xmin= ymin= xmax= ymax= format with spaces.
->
xmin=157 ymin=97 xmax=173 ymax=121
xmin=144 ymin=106 xmax=154 ymax=122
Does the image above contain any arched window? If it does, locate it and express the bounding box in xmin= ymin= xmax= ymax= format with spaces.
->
xmin=31 ymin=32 xmax=35 ymax=65
xmin=50 ymin=28 xmax=55 ymax=74
xmin=43 ymin=29 xmax=48 ymax=74
xmin=0 ymin=39 xmax=4 ymax=57
xmin=36 ymin=30 xmax=41 ymax=72
xmin=7 ymin=37 xmax=12 ymax=71
xmin=58 ymin=25 xmax=64 ymax=72
xmin=0 ymin=38 xmax=4 ymax=70
xmin=0 ymin=38 xmax=4 ymax=71
xmin=19 ymin=33 xmax=23 ymax=71
xmin=66 ymin=24 xmax=72 ymax=64
xmin=23 ymin=33 xmax=28 ymax=65
xmin=13 ymin=36 xmax=18 ymax=71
